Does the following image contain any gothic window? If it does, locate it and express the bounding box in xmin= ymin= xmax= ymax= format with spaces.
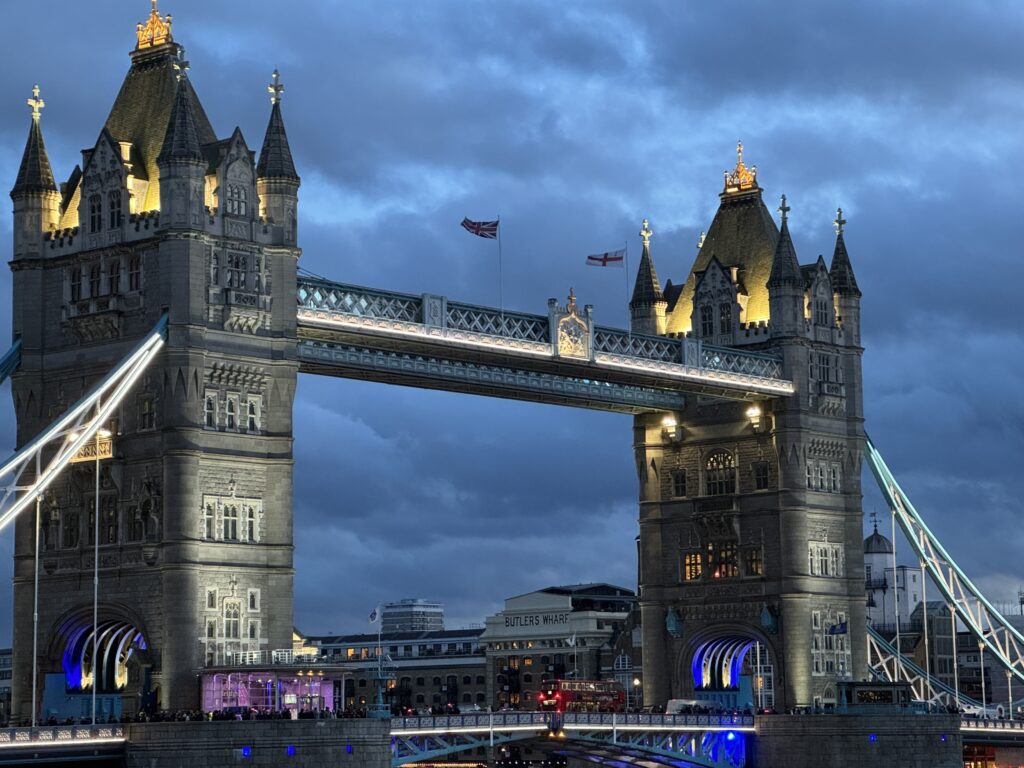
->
xmin=718 ymin=303 xmax=733 ymax=335
xmin=752 ymin=461 xmax=769 ymax=490
xmin=204 ymin=395 xmax=216 ymax=429
xmin=246 ymin=398 xmax=259 ymax=432
xmin=671 ymin=469 xmax=687 ymax=498
xmin=206 ymin=621 xmax=216 ymax=639
xmin=70 ymin=267 xmax=82 ymax=302
xmin=139 ymin=396 xmax=155 ymax=431
xmin=707 ymin=541 xmax=738 ymax=578
xmin=88 ymin=194 xmax=102 ymax=233
xmin=226 ymin=396 xmax=237 ymax=430
xmin=246 ymin=507 xmax=256 ymax=542
xmin=806 ymin=461 xmax=814 ymax=489
xmin=812 ymin=611 xmax=821 ymax=630
xmin=248 ymin=621 xmax=258 ymax=640
xmin=204 ymin=504 xmax=215 ymax=540
xmin=224 ymin=601 xmax=240 ymax=639
xmin=107 ymin=260 xmax=120 ymax=294
xmin=103 ymin=499 xmax=118 ymax=544
xmin=207 ymin=589 xmax=217 ymax=609
xmin=63 ymin=512 xmax=79 ymax=549
xmin=745 ymin=547 xmax=764 ymax=576
xmin=89 ymin=265 xmax=102 ymax=297
xmin=226 ymin=184 xmax=248 ymax=216
xmin=248 ymin=590 xmax=259 ymax=611
xmin=128 ymin=256 xmax=141 ymax=292
xmin=223 ymin=505 xmax=239 ymax=541
xmin=816 ymin=463 xmax=826 ymax=491
xmin=699 ymin=305 xmax=714 ymax=337
xmin=814 ymin=299 xmax=830 ymax=326
xmin=129 ymin=507 xmax=143 ymax=541
xmin=683 ymin=551 xmax=702 ymax=581
xmin=107 ymin=191 xmax=122 ymax=229
xmin=87 ymin=510 xmax=95 ymax=545
xmin=704 ymin=450 xmax=736 ymax=496
xmin=830 ymin=465 xmax=840 ymax=493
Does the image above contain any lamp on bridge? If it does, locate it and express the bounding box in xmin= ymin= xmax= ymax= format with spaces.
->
xmin=661 ymin=415 xmax=683 ymax=444
xmin=745 ymin=404 xmax=767 ymax=433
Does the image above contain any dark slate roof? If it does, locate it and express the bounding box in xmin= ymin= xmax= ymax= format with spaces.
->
xmin=864 ymin=527 xmax=893 ymax=554
xmin=629 ymin=242 xmax=664 ymax=308
xmin=158 ymin=78 xmax=204 ymax=164
xmin=668 ymin=188 xmax=779 ymax=331
xmin=767 ymin=218 xmax=802 ymax=287
xmin=829 ymin=231 xmax=861 ymax=297
xmin=104 ymin=43 xmax=216 ymax=209
xmin=257 ymin=102 xmax=299 ymax=181
xmin=11 ymin=117 xmax=57 ymax=198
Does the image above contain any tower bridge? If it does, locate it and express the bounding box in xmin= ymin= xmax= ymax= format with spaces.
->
xmin=2 ymin=4 xmax=1022 ymax=767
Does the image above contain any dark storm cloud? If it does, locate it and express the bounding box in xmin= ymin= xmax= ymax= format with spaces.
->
xmin=0 ymin=0 xmax=1021 ymax=638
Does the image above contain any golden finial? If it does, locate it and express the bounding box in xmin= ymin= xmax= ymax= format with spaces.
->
xmin=640 ymin=218 xmax=653 ymax=249
xmin=778 ymin=194 xmax=790 ymax=223
xmin=173 ymin=48 xmax=190 ymax=82
xmin=26 ymin=84 xmax=44 ymax=122
xmin=834 ymin=207 xmax=846 ymax=235
xmin=724 ymin=140 xmax=758 ymax=194
xmin=137 ymin=1 xmax=173 ymax=50
xmin=268 ymin=69 xmax=285 ymax=105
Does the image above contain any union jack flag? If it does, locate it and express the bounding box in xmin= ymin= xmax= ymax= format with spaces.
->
xmin=461 ymin=217 xmax=499 ymax=239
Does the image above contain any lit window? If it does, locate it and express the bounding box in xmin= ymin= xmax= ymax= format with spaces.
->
xmin=672 ymin=469 xmax=687 ymax=498
xmin=700 ymin=305 xmax=714 ymax=337
xmin=745 ymin=547 xmax=763 ymax=576
xmin=707 ymin=541 xmax=738 ymax=579
xmin=108 ymin=190 xmax=122 ymax=229
xmin=89 ymin=194 xmax=102 ymax=233
xmin=683 ymin=552 xmax=702 ymax=581
xmin=705 ymin=450 xmax=735 ymax=496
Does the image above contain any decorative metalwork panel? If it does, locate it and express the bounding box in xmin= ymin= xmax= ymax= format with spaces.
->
xmin=702 ymin=344 xmax=783 ymax=380
xmin=446 ymin=302 xmax=548 ymax=342
xmin=594 ymin=328 xmax=682 ymax=364
xmin=298 ymin=279 xmax=421 ymax=323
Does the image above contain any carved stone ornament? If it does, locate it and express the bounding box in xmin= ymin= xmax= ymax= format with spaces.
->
xmin=555 ymin=288 xmax=591 ymax=359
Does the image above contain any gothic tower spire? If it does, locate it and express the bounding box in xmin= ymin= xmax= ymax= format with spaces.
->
xmin=11 ymin=85 xmax=57 ymax=199
xmin=629 ymin=218 xmax=666 ymax=335
xmin=10 ymin=84 xmax=60 ymax=260
xmin=257 ymin=69 xmax=300 ymax=245
xmin=829 ymin=208 xmax=860 ymax=297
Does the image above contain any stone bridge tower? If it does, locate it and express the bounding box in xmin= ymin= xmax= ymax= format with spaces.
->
xmin=8 ymin=5 xmax=300 ymax=716
xmin=632 ymin=146 xmax=866 ymax=710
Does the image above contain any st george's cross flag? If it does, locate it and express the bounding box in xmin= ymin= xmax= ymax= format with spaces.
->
xmin=585 ymin=248 xmax=626 ymax=268
xmin=461 ymin=217 xmax=500 ymax=239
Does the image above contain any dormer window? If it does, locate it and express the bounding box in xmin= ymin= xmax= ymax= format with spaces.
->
xmin=700 ymin=305 xmax=714 ymax=337
xmin=718 ymin=303 xmax=733 ymax=335
xmin=88 ymin=195 xmax=102 ymax=233
xmin=814 ymin=298 xmax=830 ymax=326
xmin=108 ymin=191 xmax=122 ymax=229
xmin=226 ymin=184 xmax=248 ymax=216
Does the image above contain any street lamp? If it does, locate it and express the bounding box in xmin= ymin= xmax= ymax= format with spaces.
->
xmin=632 ymin=677 xmax=641 ymax=711
xmin=69 ymin=426 xmax=113 ymax=724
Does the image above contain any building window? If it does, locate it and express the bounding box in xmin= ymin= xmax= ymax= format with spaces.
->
xmin=745 ymin=547 xmax=763 ymax=576
xmin=204 ymin=395 xmax=216 ymax=428
xmin=89 ymin=194 xmax=102 ymax=233
xmin=107 ymin=261 xmax=120 ymax=294
xmin=672 ymin=470 xmax=687 ymax=498
xmin=128 ymin=256 xmax=141 ymax=291
xmin=139 ymin=396 xmax=155 ymax=431
xmin=103 ymin=500 xmax=118 ymax=544
xmin=700 ymin=305 xmax=714 ymax=337
xmin=246 ymin=398 xmax=259 ymax=432
xmin=753 ymin=461 xmax=770 ymax=491
xmin=204 ymin=504 xmax=215 ymax=540
xmin=814 ymin=299 xmax=830 ymax=326
xmin=248 ymin=621 xmax=258 ymax=640
xmin=683 ymin=551 xmax=702 ymax=581
xmin=226 ymin=397 xmax=237 ymax=430
xmin=707 ymin=541 xmax=738 ymax=579
xmin=108 ymin=191 xmax=122 ymax=229
xmin=808 ymin=542 xmax=844 ymax=577
xmin=812 ymin=611 xmax=821 ymax=630
xmin=206 ymin=620 xmax=216 ymax=639
xmin=207 ymin=589 xmax=217 ymax=609
xmin=70 ymin=267 xmax=82 ymax=302
xmin=223 ymin=505 xmax=239 ymax=541
xmin=224 ymin=602 xmax=240 ymax=639
xmin=226 ymin=184 xmax=248 ymax=216
xmin=830 ymin=465 xmax=840 ymax=493
xmin=89 ymin=264 xmax=102 ymax=297
xmin=705 ymin=450 xmax=736 ymax=496
xmin=806 ymin=462 xmax=814 ymax=489
xmin=718 ymin=303 xmax=733 ymax=335
xmin=246 ymin=507 xmax=256 ymax=542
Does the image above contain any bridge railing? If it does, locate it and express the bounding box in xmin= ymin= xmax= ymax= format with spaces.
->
xmin=563 ymin=712 xmax=754 ymax=728
xmin=389 ymin=711 xmax=754 ymax=733
xmin=960 ymin=718 xmax=1024 ymax=732
xmin=391 ymin=712 xmax=549 ymax=731
xmin=0 ymin=724 xmax=125 ymax=746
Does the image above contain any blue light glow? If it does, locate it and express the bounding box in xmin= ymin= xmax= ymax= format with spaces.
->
xmin=242 ymin=746 xmax=252 ymax=758
xmin=346 ymin=745 xmax=353 ymax=754
xmin=725 ymin=731 xmax=736 ymax=742
xmin=869 ymin=734 xmax=877 ymax=743
xmin=287 ymin=745 xmax=296 ymax=756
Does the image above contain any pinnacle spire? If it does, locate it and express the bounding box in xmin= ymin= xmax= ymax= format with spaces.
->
xmin=767 ymin=195 xmax=801 ymax=287
xmin=157 ymin=74 xmax=203 ymax=164
xmin=630 ymin=218 xmax=664 ymax=308
xmin=257 ymin=70 xmax=299 ymax=181
xmin=11 ymin=84 xmax=57 ymax=199
xmin=829 ymin=207 xmax=860 ymax=297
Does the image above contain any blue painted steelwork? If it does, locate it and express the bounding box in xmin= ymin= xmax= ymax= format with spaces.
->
xmin=866 ymin=624 xmax=980 ymax=708
xmin=0 ymin=340 xmax=21 ymax=385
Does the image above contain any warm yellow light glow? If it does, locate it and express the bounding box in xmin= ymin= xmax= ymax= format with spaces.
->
xmin=745 ymin=405 xmax=761 ymax=421
xmin=136 ymin=2 xmax=173 ymax=50
xmin=661 ymin=415 xmax=677 ymax=429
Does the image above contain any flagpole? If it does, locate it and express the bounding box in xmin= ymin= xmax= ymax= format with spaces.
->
xmin=624 ymin=240 xmax=631 ymax=335
xmin=497 ymin=215 xmax=505 ymax=324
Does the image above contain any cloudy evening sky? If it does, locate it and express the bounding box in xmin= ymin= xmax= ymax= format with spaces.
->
xmin=0 ymin=0 xmax=1022 ymax=641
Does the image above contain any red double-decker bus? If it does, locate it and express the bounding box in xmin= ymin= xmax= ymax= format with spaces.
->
xmin=537 ymin=679 xmax=626 ymax=713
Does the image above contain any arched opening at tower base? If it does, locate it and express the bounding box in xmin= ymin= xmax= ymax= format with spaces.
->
xmin=685 ymin=630 xmax=775 ymax=711
xmin=38 ymin=606 xmax=154 ymax=721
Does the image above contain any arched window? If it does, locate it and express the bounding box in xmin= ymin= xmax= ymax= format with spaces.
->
xmin=247 ymin=400 xmax=258 ymax=432
xmin=70 ymin=267 xmax=82 ymax=302
xmin=248 ymin=621 xmax=258 ymax=640
xmin=89 ymin=265 xmax=102 ymax=297
xmin=226 ymin=399 xmax=237 ymax=430
xmin=107 ymin=261 xmax=120 ymax=294
xmin=462 ymin=676 xmax=471 ymax=686
xmin=246 ymin=507 xmax=256 ymax=542
xmin=204 ymin=504 xmax=215 ymax=540
xmin=719 ymin=303 xmax=733 ymax=335
xmin=614 ymin=653 xmax=631 ymax=671
xmin=248 ymin=591 xmax=258 ymax=611
xmin=128 ymin=256 xmax=141 ymax=291
xmin=700 ymin=305 xmax=714 ymax=337
xmin=108 ymin=190 xmax=122 ymax=229
xmin=224 ymin=602 xmax=240 ymax=639
xmin=63 ymin=512 xmax=79 ymax=548
xmin=89 ymin=195 xmax=102 ymax=233
xmin=226 ymin=184 xmax=248 ymax=216
xmin=204 ymin=396 xmax=216 ymax=428
xmin=705 ymin=450 xmax=736 ymax=496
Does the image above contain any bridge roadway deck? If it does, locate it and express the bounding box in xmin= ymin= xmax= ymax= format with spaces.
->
xmin=296 ymin=278 xmax=795 ymax=413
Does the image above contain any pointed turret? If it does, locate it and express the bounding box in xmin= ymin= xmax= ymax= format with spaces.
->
xmin=767 ymin=195 xmax=805 ymax=337
xmin=11 ymin=85 xmax=60 ymax=259
xmin=157 ymin=60 xmax=206 ymax=228
xmin=630 ymin=219 xmax=666 ymax=335
xmin=829 ymin=208 xmax=860 ymax=297
xmin=257 ymin=70 xmax=300 ymax=246
xmin=157 ymin=74 xmax=203 ymax=165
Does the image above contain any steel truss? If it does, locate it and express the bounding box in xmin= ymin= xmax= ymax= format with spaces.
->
xmin=0 ymin=315 xmax=167 ymax=533
xmin=866 ymin=437 xmax=1024 ymax=690
xmin=567 ymin=729 xmax=746 ymax=768
xmin=866 ymin=625 xmax=979 ymax=708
